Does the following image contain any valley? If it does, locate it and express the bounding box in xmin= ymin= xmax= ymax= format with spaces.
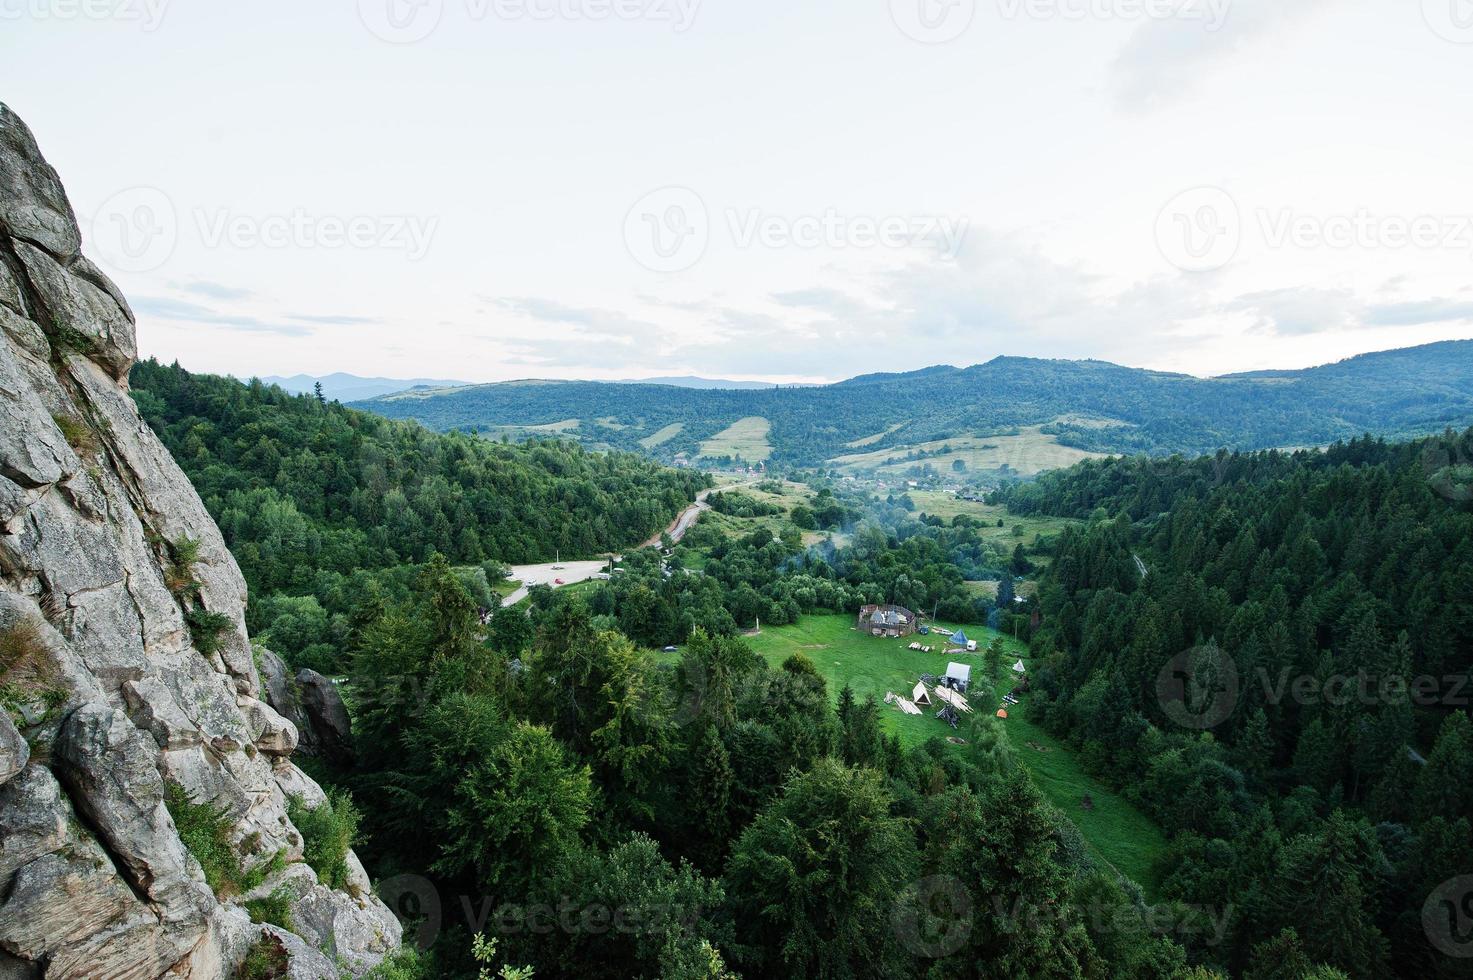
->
xmin=4 ymin=66 xmax=1472 ymax=980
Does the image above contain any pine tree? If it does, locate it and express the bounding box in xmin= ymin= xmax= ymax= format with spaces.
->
xmin=1273 ymin=811 xmax=1389 ymax=979
xmin=931 ymin=770 xmax=1101 ymax=976
xmin=690 ymin=724 xmax=734 ymax=848
xmin=1293 ymin=718 xmax=1344 ymax=796
xmin=1414 ymin=711 xmax=1473 ymax=823
xmin=1244 ymin=928 xmax=1314 ymax=980
xmin=1234 ymin=707 xmax=1275 ymax=785
xmin=838 ymin=691 xmax=884 ymax=769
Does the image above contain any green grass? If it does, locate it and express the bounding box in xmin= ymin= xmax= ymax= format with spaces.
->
xmin=844 ymin=421 xmax=909 ymax=448
xmin=639 ymin=422 xmax=685 ymax=449
xmin=165 ymin=782 xmax=287 ymax=898
xmin=286 ymin=789 xmax=361 ymax=892
xmin=994 ymin=672 xmax=1166 ymax=898
xmin=744 ymin=613 xmax=1166 ymax=897
xmin=243 ymin=886 xmax=295 ymax=931
xmin=700 ymin=416 xmax=772 ymax=462
xmin=828 ymin=425 xmax=1108 ymax=477
xmin=236 ymin=934 xmax=290 ymax=980
xmin=905 ymin=490 xmax=1075 ymax=561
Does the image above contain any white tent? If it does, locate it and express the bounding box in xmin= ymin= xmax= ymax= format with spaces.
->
xmin=1013 ymin=659 xmax=1027 ymax=674
xmin=911 ymin=681 xmax=933 ymax=707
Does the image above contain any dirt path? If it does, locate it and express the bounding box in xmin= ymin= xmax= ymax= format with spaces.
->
xmin=501 ymin=481 xmax=760 ymax=607
xmin=639 ymin=480 xmax=759 ymax=549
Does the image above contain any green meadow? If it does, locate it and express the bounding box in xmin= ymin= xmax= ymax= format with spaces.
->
xmin=744 ymin=613 xmax=1166 ymax=897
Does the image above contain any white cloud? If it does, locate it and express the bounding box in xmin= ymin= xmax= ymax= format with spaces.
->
xmin=1109 ymin=0 xmax=1332 ymax=112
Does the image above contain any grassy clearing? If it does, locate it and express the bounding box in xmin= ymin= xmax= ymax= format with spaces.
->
xmin=639 ymin=422 xmax=684 ymax=449
xmin=844 ymin=422 xmax=909 ymax=449
xmin=906 ymin=491 xmax=1075 ymax=552
xmin=744 ymin=613 xmax=1165 ymax=897
xmin=677 ymin=481 xmax=819 ymax=556
xmin=828 ymin=425 xmax=1106 ymax=477
xmin=995 ymin=671 xmax=1166 ymax=897
xmin=475 ymin=419 xmax=582 ymax=441
xmin=700 ymin=416 xmax=772 ymax=462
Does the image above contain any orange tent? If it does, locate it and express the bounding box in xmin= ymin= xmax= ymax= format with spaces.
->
xmin=996 ymin=709 xmax=1008 ymax=719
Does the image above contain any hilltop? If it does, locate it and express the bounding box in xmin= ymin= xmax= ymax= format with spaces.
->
xmin=352 ymin=340 xmax=1473 ymax=475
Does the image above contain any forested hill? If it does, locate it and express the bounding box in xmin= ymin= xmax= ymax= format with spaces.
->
xmin=350 ymin=340 xmax=1473 ymax=467
xmin=990 ymin=426 xmax=1473 ymax=977
xmin=128 ymin=359 xmax=709 ymax=594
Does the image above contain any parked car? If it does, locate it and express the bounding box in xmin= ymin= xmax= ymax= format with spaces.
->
xmin=662 ymin=645 xmax=678 ymax=653
xmin=554 ymin=578 xmax=565 ymax=585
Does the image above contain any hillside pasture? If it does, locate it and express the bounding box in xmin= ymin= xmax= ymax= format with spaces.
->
xmin=678 ymin=480 xmax=818 ymax=551
xmin=828 ymin=425 xmax=1106 ymax=477
xmin=475 ymin=418 xmax=582 ymax=440
xmin=905 ymin=490 xmax=1077 ymax=550
xmin=639 ymin=422 xmax=685 ymax=449
xmin=844 ymin=421 xmax=909 ymax=448
xmin=700 ymin=416 xmax=772 ymax=461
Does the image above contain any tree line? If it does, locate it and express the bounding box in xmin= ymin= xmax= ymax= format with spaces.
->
xmin=991 ymin=428 xmax=1473 ymax=978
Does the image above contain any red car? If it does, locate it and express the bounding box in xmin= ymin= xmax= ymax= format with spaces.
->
xmin=554 ymin=578 xmax=565 ymax=585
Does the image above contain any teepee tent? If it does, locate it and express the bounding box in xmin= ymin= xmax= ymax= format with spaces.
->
xmin=1013 ymin=659 xmax=1027 ymax=674
xmin=911 ymin=681 xmax=932 ymax=707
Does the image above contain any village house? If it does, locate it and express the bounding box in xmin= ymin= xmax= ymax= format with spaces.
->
xmin=856 ymin=603 xmax=916 ymax=637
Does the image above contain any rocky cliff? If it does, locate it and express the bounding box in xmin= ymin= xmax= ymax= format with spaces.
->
xmin=0 ymin=104 xmax=401 ymax=978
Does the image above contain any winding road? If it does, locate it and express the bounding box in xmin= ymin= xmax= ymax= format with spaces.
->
xmin=640 ymin=480 xmax=762 ymax=548
xmin=500 ymin=481 xmax=759 ymax=607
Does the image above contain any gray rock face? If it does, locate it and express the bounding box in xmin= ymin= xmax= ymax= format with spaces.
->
xmin=0 ymin=101 xmax=401 ymax=977
xmin=0 ymin=713 xmax=25 ymax=786
xmin=55 ymin=704 xmax=212 ymax=919
xmin=256 ymin=646 xmax=297 ymax=717
xmin=296 ymin=668 xmax=355 ymax=766
xmin=239 ymin=694 xmax=299 ymax=756
xmin=0 ymin=105 xmax=80 ymax=258
xmin=259 ymin=926 xmax=341 ymax=980
xmin=14 ymin=240 xmax=137 ymax=381
xmin=0 ymin=765 xmax=196 ymax=980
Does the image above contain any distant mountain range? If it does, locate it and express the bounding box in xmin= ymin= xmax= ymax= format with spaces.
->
xmin=617 ymin=376 xmax=798 ymax=390
xmin=262 ymin=373 xmax=799 ymax=401
xmin=261 ymin=373 xmax=470 ymax=402
xmin=349 ymin=341 xmax=1473 ymax=474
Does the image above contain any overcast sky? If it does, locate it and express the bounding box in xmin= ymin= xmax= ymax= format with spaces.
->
xmin=5 ymin=0 xmax=1473 ymax=383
